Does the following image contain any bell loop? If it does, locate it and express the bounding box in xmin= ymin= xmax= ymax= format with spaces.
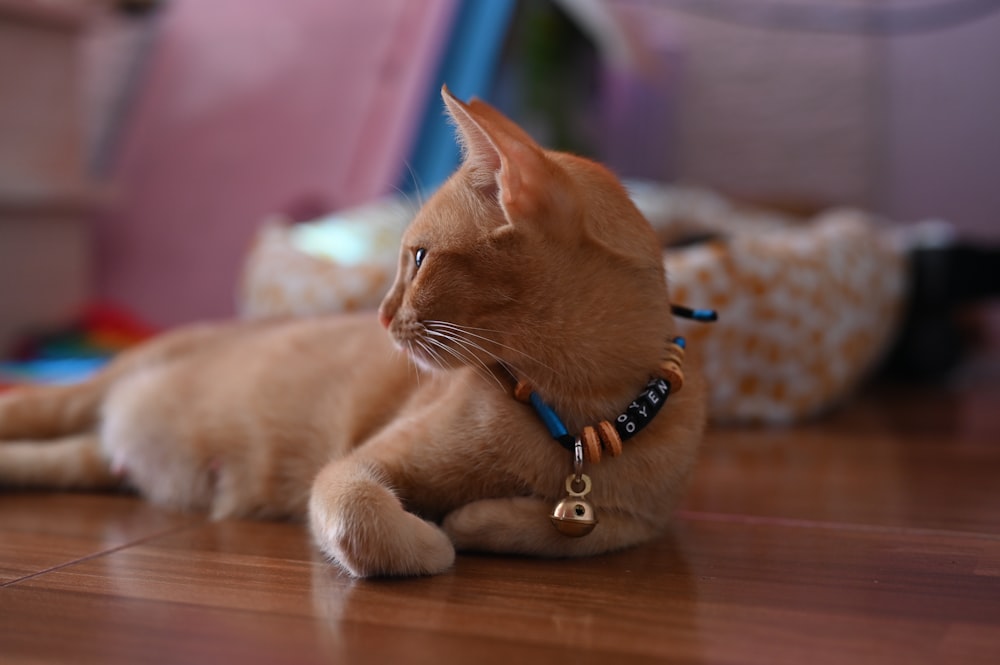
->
xmin=573 ymin=437 xmax=585 ymax=482
xmin=566 ymin=472 xmax=592 ymax=498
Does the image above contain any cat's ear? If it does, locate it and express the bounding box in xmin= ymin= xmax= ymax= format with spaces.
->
xmin=441 ymin=86 xmax=558 ymax=224
xmin=442 ymin=86 xmax=502 ymax=187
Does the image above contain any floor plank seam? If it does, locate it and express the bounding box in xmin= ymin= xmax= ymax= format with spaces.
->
xmin=676 ymin=509 xmax=1000 ymax=541
xmin=0 ymin=522 xmax=203 ymax=589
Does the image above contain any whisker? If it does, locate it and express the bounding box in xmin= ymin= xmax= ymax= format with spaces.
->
xmin=424 ymin=326 xmax=507 ymax=391
xmin=404 ymin=341 xmax=423 ymax=388
xmin=426 ymin=328 xmax=496 ymax=363
xmin=413 ymin=322 xmax=452 ymax=375
xmin=423 ymin=332 xmax=506 ymax=393
xmin=425 ymin=335 xmax=488 ymax=377
xmin=433 ymin=322 xmax=508 ymax=335
xmin=424 ymin=320 xmax=533 ymax=358
xmin=424 ymin=321 xmax=542 ymax=388
xmin=415 ymin=338 xmax=448 ymax=373
xmin=424 ymin=320 xmax=561 ymax=377
xmin=429 ymin=331 xmax=508 ymax=393
xmin=423 ymin=335 xmax=465 ymax=367
xmin=397 ymin=160 xmax=426 ymax=208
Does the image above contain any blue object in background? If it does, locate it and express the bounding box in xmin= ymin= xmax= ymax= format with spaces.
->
xmin=399 ymin=0 xmax=517 ymax=196
xmin=0 ymin=358 xmax=109 ymax=386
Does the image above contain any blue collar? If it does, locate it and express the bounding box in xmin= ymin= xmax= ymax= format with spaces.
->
xmin=519 ymin=304 xmax=715 ymax=462
xmin=524 ymin=336 xmax=686 ymax=458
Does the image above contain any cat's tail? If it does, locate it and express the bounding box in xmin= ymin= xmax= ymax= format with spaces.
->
xmin=0 ymin=322 xmax=241 ymax=442
xmin=0 ymin=374 xmax=113 ymax=441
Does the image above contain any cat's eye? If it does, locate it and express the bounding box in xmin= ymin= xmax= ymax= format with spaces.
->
xmin=414 ymin=247 xmax=427 ymax=269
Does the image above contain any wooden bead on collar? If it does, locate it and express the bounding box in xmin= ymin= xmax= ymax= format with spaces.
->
xmin=659 ymin=361 xmax=684 ymax=393
xmin=514 ymin=380 xmax=533 ymax=403
xmin=597 ymin=420 xmax=622 ymax=457
xmin=659 ymin=341 xmax=686 ymax=392
xmin=581 ymin=425 xmax=602 ymax=463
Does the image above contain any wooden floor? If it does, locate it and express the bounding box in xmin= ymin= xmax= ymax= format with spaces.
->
xmin=2 ymin=360 xmax=999 ymax=663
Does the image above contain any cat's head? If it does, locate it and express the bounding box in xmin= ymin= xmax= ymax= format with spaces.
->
xmin=378 ymin=88 xmax=672 ymax=399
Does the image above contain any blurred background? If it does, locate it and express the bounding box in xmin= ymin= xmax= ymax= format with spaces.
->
xmin=1 ymin=0 xmax=998 ymax=383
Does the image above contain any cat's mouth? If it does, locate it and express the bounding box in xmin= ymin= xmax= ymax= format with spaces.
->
xmin=388 ymin=318 xmax=449 ymax=373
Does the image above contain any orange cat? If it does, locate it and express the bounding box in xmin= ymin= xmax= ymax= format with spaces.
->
xmin=0 ymin=89 xmax=706 ymax=577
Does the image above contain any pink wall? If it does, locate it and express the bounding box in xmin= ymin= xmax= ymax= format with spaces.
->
xmin=883 ymin=9 xmax=1000 ymax=240
xmin=94 ymin=0 xmax=456 ymax=327
xmin=601 ymin=1 xmax=999 ymax=239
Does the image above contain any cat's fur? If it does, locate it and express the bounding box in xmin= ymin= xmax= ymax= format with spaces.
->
xmin=0 ymin=89 xmax=706 ymax=577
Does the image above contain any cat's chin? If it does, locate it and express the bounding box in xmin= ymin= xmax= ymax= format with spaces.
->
xmin=404 ymin=346 xmax=450 ymax=374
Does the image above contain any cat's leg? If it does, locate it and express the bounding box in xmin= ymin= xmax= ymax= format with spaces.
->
xmin=99 ymin=367 xmax=244 ymax=517
xmin=0 ymin=434 xmax=120 ymax=489
xmin=309 ymin=458 xmax=455 ymax=577
xmin=442 ymin=496 xmax=659 ymax=558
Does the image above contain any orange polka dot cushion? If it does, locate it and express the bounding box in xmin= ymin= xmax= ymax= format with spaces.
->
xmin=239 ymin=184 xmax=908 ymax=424
xmin=630 ymin=183 xmax=907 ymax=423
xmin=240 ymin=197 xmax=416 ymax=319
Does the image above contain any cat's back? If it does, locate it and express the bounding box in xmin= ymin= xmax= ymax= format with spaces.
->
xmin=125 ymin=313 xmax=403 ymax=378
xmin=107 ymin=313 xmax=422 ymax=443
xmin=200 ymin=313 xmax=416 ymax=404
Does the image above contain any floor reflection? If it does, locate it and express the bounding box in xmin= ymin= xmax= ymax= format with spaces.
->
xmin=309 ymin=530 xmax=703 ymax=661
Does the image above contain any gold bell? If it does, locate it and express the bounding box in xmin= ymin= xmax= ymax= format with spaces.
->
xmin=550 ymin=473 xmax=598 ymax=537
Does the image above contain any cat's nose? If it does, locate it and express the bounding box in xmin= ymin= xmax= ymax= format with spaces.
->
xmin=378 ymin=288 xmax=401 ymax=328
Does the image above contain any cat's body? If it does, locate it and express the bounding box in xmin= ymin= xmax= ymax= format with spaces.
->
xmin=0 ymin=89 xmax=706 ymax=577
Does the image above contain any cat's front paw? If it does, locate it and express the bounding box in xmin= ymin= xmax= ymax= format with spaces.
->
xmin=311 ymin=498 xmax=455 ymax=577
xmin=309 ymin=463 xmax=455 ymax=577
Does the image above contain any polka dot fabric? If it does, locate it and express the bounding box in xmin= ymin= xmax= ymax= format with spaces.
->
xmin=241 ymin=223 xmax=396 ymax=318
xmin=634 ymin=185 xmax=907 ymax=423
xmin=240 ymin=198 xmax=413 ymax=319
